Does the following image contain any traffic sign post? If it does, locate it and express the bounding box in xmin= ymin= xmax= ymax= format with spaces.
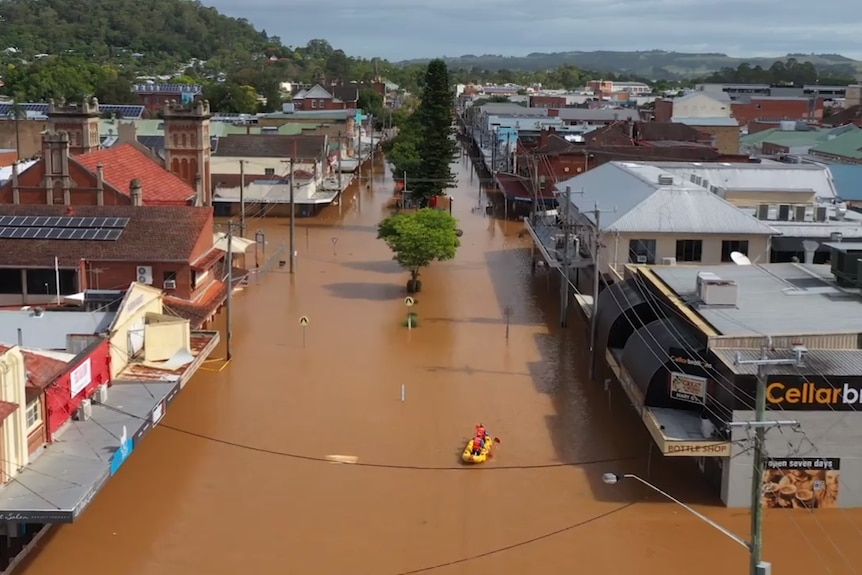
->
xmin=331 ymin=236 xmax=339 ymax=256
xmin=504 ymin=305 xmax=513 ymax=341
xmin=404 ymin=296 xmax=415 ymax=330
xmin=299 ymin=316 xmax=309 ymax=348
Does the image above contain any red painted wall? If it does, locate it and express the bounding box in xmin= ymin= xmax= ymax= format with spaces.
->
xmin=44 ymin=339 xmax=112 ymax=440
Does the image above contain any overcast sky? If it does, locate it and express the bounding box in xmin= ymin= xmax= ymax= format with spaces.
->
xmin=206 ymin=0 xmax=862 ymax=60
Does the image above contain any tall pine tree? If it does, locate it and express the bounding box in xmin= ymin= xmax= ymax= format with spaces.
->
xmin=412 ymin=59 xmax=457 ymax=206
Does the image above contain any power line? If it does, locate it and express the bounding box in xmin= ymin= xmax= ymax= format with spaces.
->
xmin=98 ymin=403 xmax=639 ymax=471
xmin=392 ymin=502 xmax=637 ymax=574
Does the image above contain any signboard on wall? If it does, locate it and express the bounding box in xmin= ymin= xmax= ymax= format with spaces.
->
xmin=110 ymin=425 xmax=134 ymax=476
xmin=764 ymin=376 xmax=862 ymax=411
xmin=762 ymin=458 xmax=839 ymax=509
xmin=70 ymin=359 xmax=92 ymax=398
xmin=669 ymin=372 xmax=707 ymax=404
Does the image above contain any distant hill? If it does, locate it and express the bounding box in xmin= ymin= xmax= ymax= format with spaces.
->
xmin=0 ymin=0 xmax=273 ymax=65
xmin=398 ymin=51 xmax=862 ymax=80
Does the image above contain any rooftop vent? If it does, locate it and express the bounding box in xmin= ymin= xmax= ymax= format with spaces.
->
xmin=696 ymin=272 xmax=738 ymax=306
xmin=658 ymin=175 xmax=674 ymax=185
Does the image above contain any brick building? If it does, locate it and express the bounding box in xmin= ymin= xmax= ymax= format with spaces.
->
xmin=0 ymin=204 xmax=227 ymax=327
xmin=730 ymin=97 xmax=823 ymax=127
xmin=0 ymin=99 xmax=211 ymax=207
xmin=529 ymin=95 xmax=566 ymax=108
xmin=292 ymin=84 xmax=359 ymax=111
xmin=132 ymin=83 xmax=203 ymax=115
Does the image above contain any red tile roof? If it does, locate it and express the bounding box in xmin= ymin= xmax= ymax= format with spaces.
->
xmin=164 ymin=279 xmax=226 ymax=328
xmin=0 ymin=204 xmax=213 ymax=268
xmin=0 ymin=345 xmax=69 ymax=391
xmin=76 ymin=144 xmax=195 ymax=206
xmin=0 ymin=401 xmax=18 ymax=423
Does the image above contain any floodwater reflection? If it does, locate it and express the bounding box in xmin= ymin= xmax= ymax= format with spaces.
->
xmin=17 ymin=150 xmax=862 ymax=575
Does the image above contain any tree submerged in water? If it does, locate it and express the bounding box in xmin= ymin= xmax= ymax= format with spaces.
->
xmin=377 ymin=208 xmax=460 ymax=293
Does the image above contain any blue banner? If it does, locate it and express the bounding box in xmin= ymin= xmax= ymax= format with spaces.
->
xmin=110 ymin=425 xmax=134 ymax=476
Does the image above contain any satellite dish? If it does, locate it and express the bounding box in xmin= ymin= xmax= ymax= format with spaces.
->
xmin=730 ymin=251 xmax=752 ymax=265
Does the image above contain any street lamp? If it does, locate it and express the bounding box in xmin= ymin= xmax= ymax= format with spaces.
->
xmin=602 ymin=473 xmax=771 ymax=575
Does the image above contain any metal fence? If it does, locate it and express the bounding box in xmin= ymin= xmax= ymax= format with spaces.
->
xmin=248 ymin=240 xmax=287 ymax=283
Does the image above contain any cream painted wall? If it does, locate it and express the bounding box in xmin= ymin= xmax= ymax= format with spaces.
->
xmin=109 ymin=284 xmax=164 ymax=378
xmin=604 ymin=232 xmax=771 ymax=274
xmin=211 ymin=157 xmax=318 ymax=178
xmin=144 ymin=313 xmax=190 ymax=362
xmin=0 ymin=347 xmax=29 ymax=480
xmin=724 ymin=190 xmax=817 ymax=207
xmin=673 ymin=93 xmax=732 ymax=118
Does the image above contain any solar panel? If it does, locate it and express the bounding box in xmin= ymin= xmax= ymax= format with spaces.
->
xmin=106 ymin=229 xmax=123 ymax=240
xmin=46 ymin=228 xmax=63 ymax=239
xmin=10 ymin=228 xmax=26 ymax=238
xmin=94 ymin=229 xmax=112 ymax=240
xmin=23 ymin=228 xmax=39 ymax=238
xmin=0 ymin=228 xmax=11 ymax=238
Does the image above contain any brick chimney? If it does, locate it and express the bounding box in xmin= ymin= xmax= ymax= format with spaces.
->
xmin=130 ymin=178 xmax=143 ymax=206
xmin=78 ymin=258 xmax=88 ymax=292
xmin=539 ymin=126 xmax=556 ymax=149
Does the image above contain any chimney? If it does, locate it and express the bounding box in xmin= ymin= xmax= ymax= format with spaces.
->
xmin=11 ymin=162 xmax=20 ymax=204
xmin=95 ymin=163 xmax=104 ymax=206
xmin=65 ymin=206 xmax=74 ymax=216
xmin=130 ymin=178 xmax=142 ymax=206
xmin=78 ymin=258 xmax=88 ymax=292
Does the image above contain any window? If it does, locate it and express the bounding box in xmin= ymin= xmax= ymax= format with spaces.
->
xmin=265 ymin=168 xmax=275 ymax=176
xmin=25 ymin=400 xmax=41 ymax=431
xmin=721 ymin=240 xmax=750 ymax=262
xmin=163 ymin=271 xmax=177 ymax=283
xmin=26 ymin=269 xmax=76 ymax=296
xmin=755 ymin=103 xmax=762 ymax=110
xmin=311 ymin=99 xmax=318 ymax=109
xmin=0 ymin=269 xmax=23 ymax=294
xmin=628 ymin=239 xmax=657 ymax=264
xmin=676 ymin=239 xmax=703 ymax=262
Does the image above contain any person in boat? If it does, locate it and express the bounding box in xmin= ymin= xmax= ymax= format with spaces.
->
xmin=475 ymin=423 xmax=488 ymax=446
xmin=470 ymin=436 xmax=484 ymax=456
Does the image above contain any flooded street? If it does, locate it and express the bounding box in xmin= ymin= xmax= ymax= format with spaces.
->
xmin=19 ymin=150 xmax=862 ymax=575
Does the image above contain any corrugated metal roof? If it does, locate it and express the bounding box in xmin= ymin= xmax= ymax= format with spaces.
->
xmin=672 ymin=116 xmax=739 ymax=127
xmin=828 ymin=164 xmax=862 ymax=201
xmin=651 ymin=263 xmax=862 ymax=336
xmin=555 ymin=162 xmax=775 ymax=234
xmin=651 ymin=161 xmax=837 ymax=200
xmin=558 ymin=108 xmax=639 ymax=122
xmin=810 ymin=129 xmax=862 ymax=160
xmin=713 ymin=348 xmax=862 ymax=376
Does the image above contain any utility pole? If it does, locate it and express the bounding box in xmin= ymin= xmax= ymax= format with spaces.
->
xmin=239 ymin=160 xmax=246 ymax=237
xmin=559 ymin=186 xmax=573 ymax=327
xmin=223 ymin=221 xmax=240 ymax=361
xmin=289 ymin=154 xmax=296 ymax=274
xmin=369 ymin=114 xmax=374 ymax=187
xmin=337 ymin=130 xmax=343 ymax=193
xmin=732 ymin=339 xmax=805 ymax=575
xmin=586 ymin=200 xmax=616 ymax=380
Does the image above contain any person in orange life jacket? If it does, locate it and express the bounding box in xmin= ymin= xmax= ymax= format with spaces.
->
xmin=471 ymin=436 xmax=484 ymax=456
xmin=475 ymin=424 xmax=487 ymax=446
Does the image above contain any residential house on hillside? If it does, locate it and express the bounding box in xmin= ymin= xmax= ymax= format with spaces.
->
xmin=0 ymin=204 xmax=232 ymax=327
xmin=132 ymin=83 xmax=203 ymax=115
xmin=292 ymin=84 xmax=359 ymax=111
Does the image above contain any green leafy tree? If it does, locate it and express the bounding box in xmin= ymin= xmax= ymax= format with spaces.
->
xmin=202 ymin=82 xmax=259 ymax=113
xmin=378 ymin=208 xmax=460 ymax=292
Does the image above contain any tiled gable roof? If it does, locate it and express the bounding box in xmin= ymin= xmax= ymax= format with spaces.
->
xmin=76 ymin=144 xmax=195 ymax=205
xmin=212 ymin=134 xmax=327 ymax=160
xmin=0 ymin=344 xmax=70 ymax=391
xmin=331 ymin=85 xmax=359 ymax=102
xmin=303 ymin=85 xmax=334 ymax=99
xmin=0 ymin=204 xmax=212 ymax=269
xmin=822 ymin=105 xmax=862 ymax=127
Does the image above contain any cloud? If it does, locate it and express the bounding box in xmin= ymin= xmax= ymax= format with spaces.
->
xmin=204 ymin=0 xmax=862 ymax=60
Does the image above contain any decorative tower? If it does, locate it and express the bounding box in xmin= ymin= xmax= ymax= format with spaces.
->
xmin=163 ymin=98 xmax=212 ymax=206
xmin=41 ymin=131 xmax=72 ymax=204
xmin=47 ymin=97 xmax=101 ymax=155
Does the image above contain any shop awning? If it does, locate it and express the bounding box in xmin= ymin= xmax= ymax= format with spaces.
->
xmin=213 ymin=232 xmax=255 ymax=254
xmin=0 ymin=380 xmax=179 ymax=523
xmin=595 ymin=279 xmax=655 ymax=353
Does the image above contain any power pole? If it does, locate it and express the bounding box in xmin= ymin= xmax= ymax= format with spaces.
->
xmin=223 ymin=221 xmax=240 ymax=361
xmin=586 ymin=200 xmax=616 ymax=380
xmin=559 ymin=186 xmax=572 ymax=327
xmin=337 ymin=130 xmax=343 ymax=193
xmin=732 ymin=339 xmax=805 ymax=575
xmin=289 ymin=155 xmax=296 ymax=274
xmin=369 ymin=114 xmax=375 ymax=187
xmin=239 ymin=160 xmax=246 ymax=237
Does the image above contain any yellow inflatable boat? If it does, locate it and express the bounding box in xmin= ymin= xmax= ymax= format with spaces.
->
xmin=461 ymin=436 xmax=498 ymax=464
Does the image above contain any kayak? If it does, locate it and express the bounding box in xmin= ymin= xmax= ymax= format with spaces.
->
xmin=461 ymin=436 xmax=496 ymax=464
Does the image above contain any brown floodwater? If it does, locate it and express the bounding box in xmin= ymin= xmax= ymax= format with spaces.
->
xmin=18 ymin=149 xmax=862 ymax=574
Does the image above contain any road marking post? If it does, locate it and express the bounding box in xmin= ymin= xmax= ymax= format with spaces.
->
xmin=331 ymin=236 xmax=339 ymax=256
xmin=404 ymin=296 xmax=415 ymax=330
xmin=401 ymin=384 xmax=406 ymax=402
xmin=299 ymin=315 xmax=309 ymax=348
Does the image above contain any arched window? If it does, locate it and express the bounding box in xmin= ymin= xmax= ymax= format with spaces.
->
xmin=181 ymin=158 xmax=189 ymax=181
